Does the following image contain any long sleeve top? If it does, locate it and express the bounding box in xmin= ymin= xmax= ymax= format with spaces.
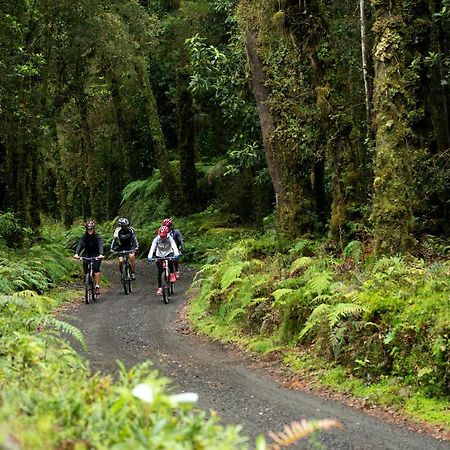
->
xmin=75 ymin=233 xmax=104 ymax=257
xmin=148 ymin=235 xmax=180 ymax=259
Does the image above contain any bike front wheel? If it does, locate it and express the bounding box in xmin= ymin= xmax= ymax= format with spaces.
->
xmin=122 ymin=263 xmax=132 ymax=295
xmin=85 ymin=273 xmax=93 ymax=304
xmin=162 ymin=275 xmax=169 ymax=304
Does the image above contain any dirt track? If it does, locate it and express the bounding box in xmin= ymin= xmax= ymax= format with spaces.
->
xmin=61 ymin=261 xmax=449 ymax=449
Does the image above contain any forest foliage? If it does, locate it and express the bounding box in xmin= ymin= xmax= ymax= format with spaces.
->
xmin=1 ymin=0 xmax=449 ymax=254
xmin=1 ymin=0 xmax=450 ymax=442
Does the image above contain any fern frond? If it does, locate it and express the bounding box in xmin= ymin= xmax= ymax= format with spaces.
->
xmin=289 ymin=257 xmax=314 ymax=275
xmin=307 ymin=270 xmax=332 ymax=295
xmin=14 ymin=290 xmax=39 ymax=298
xmin=298 ymin=303 xmax=332 ymax=340
xmin=271 ymin=289 xmax=294 ymax=304
xmin=267 ymin=419 xmax=341 ymax=449
xmin=36 ymin=317 xmax=86 ymax=351
xmin=0 ymin=295 xmax=32 ymax=308
xmin=220 ymin=263 xmax=245 ymax=290
xmin=328 ymin=303 xmax=368 ymax=329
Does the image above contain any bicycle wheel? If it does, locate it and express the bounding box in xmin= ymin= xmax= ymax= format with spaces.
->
xmin=91 ymin=277 xmax=96 ymax=301
xmin=84 ymin=273 xmax=92 ymax=304
xmin=125 ymin=262 xmax=132 ymax=294
xmin=162 ymin=275 xmax=169 ymax=304
xmin=170 ymin=280 xmax=174 ymax=295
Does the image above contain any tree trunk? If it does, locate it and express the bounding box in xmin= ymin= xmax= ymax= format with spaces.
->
xmin=244 ymin=31 xmax=281 ymax=203
xmin=177 ymin=70 xmax=198 ymax=213
xmin=359 ymin=0 xmax=372 ymax=128
xmin=371 ymin=0 xmax=430 ymax=254
xmin=135 ymin=61 xmax=184 ymax=214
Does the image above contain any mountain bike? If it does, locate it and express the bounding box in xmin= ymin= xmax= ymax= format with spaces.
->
xmin=79 ymin=256 xmax=101 ymax=304
xmin=148 ymin=256 xmax=176 ymax=304
xmin=112 ymin=249 xmax=135 ymax=295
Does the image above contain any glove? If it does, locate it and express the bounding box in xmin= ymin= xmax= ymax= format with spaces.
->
xmin=98 ymin=254 xmax=104 ymax=259
xmin=73 ymin=254 xmax=79 ymax=259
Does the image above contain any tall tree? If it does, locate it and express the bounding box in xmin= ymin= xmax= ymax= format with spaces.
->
xmin=371 ymin=0 xmax=431 ymax=253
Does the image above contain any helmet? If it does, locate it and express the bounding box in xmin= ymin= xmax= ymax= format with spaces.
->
xmin=118 ymin=217 xmax=129 ymax=227
xmin=85 ymin=220 xmax=96 ymax=230
xmin=162 ymin=218 xmax=173 ymax=228
xmin=158 ymin=225 xmax=169 ymax=238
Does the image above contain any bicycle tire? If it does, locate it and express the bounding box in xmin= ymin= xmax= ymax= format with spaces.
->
xmin=122 ymin=263 xmax=130 ymax=295
xmin=91 ymin=276 xmax=96 ymax=301
xmin=125 ymin=263 xmax=132 ymax=294
xmin=170 ymin=281 xmax=174 ymax=295
xmin=84 ymin=273 xmax=91 ymax=304
xmin=162 ymin=275 xmax=169 ymax=304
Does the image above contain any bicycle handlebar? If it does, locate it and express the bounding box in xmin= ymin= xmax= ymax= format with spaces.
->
xmin=111 ymin=249 xmax=137 ymax=256
xmin=147 ymin=256 xmax=177 ymax=262
xmin=77 ymin=256 xmax=103 ymax=261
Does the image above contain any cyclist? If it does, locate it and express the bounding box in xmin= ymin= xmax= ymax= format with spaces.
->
xmin=162 ymin=218 xmax=184 ymax=279
xmin=147 ymin=225 xmax=179 ymax=296
xmin=110 ymin=217 xmax=139 ymax=280
xmin=74 ymin=220 xmax=104 ymax=296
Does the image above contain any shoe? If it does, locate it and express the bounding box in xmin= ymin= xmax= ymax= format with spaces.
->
xmin=131 ymin=273 xmax=136 ymax=280
xmin=156 ymin=287 xmax=163 ymax=296
xmin=95 ymin=285 xmax=100 ymax=296
xmin=175 ymin=271 xmax=180 ymax=279
xmin=170 ymin=273 xmax=176 ymax=282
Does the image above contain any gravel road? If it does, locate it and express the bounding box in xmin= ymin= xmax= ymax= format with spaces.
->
xmin=61 ymin=261 xmax=449 ymax=450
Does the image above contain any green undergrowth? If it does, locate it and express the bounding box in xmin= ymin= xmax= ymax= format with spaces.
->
xmin=0 ymin=215 xmax=250 ymax=449
xmin=0 ymin=291 xmax=248 ymax=448
xmin=0 ymin=270 xmax=248 ymax=448
xmin=188 ymin=235 xmax=450 ymax=429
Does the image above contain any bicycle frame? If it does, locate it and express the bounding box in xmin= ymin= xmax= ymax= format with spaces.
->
xmin=149 ymin=256 xmax=175 ymax=304
xmin=114 ymin=250 xmax=135 ymax=295
xmin=80 ymin=257 xmax=98 ymax=304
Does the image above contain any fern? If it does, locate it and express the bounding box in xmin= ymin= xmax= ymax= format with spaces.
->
xmin=298 ymin=303 xmax=332 ymax=340
xmin=298 ymin=302 xmax=368 ymax=342
xmin=0 ymin=295 xmax=32 ymax=309
xmin=220 ymin=263 xmax=245 ymax=290
xmin=267 ymin=419 xmax=341 ymax=449
xmin=271 ymin=289 xmax=294 ymax=304
xmin=328 ymin=303 xmax=368 ymax=329
xmin=35 ymin=317 xmax=87 ymax=351
xmin=289 ymin=257 xmax=314 ymax=275
xmin=307 ymin=270 xmax=332 ymax=295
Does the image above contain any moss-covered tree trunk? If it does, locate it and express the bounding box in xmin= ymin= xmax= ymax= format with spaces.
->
xmin=239 ymin=2 xmax=321 ymax=236
xmin=371 ymin=0 xmax=431 ymax=253
xmin=135 ymin=61 xmax=184 ymax=214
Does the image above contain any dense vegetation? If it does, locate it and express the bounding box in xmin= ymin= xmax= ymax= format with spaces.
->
xmin=1 ymin=0 xmax=449 ymax=253
xmin=1 ymin=0 xmax=449 ymax=444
